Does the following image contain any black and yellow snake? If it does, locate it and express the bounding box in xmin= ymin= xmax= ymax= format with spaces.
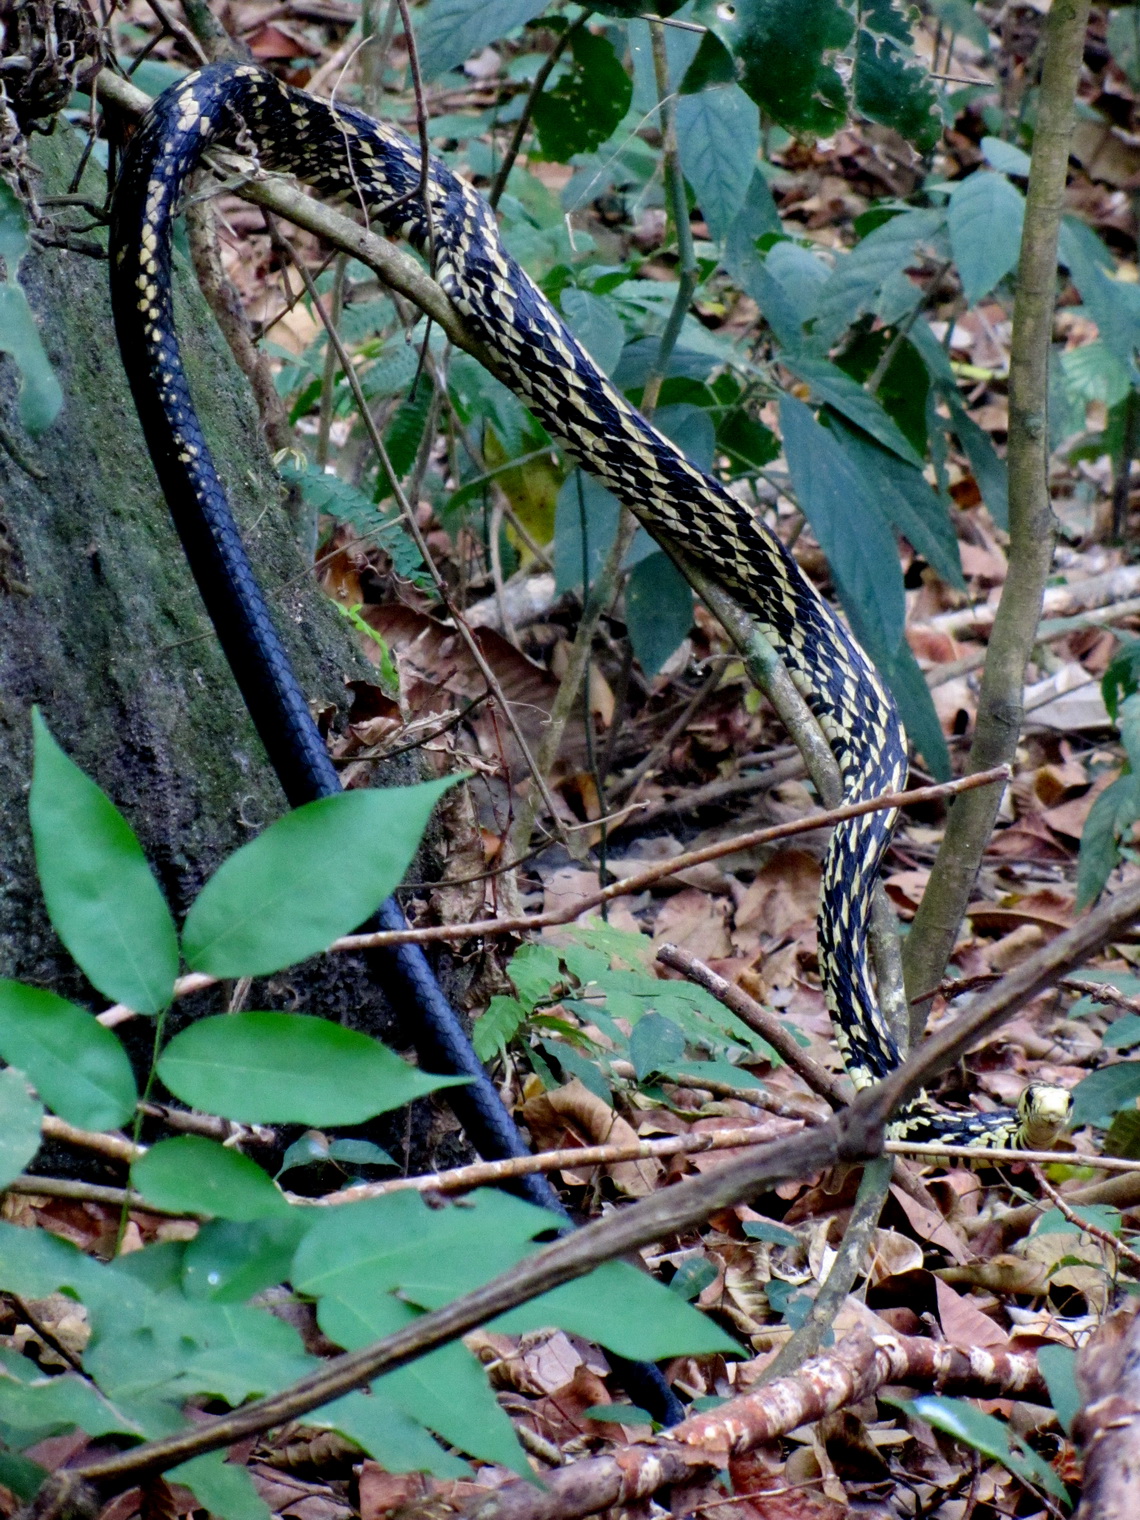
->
xmin=108 ymin=61 xmax=1071 ymax=1202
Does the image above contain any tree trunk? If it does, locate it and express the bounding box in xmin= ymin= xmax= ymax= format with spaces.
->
xmin=0 ymin=121 xmax=463 ymax=1172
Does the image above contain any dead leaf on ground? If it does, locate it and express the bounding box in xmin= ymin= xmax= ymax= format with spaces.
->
xmin=520 ymin=1078 xmax=660 ymax=1195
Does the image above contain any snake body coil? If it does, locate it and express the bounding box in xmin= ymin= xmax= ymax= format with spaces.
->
xmin=110 ymin=62 xmax=1069 ymax=1185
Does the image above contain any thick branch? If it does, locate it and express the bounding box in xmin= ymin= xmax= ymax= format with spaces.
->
xmin=901 ymin=0 xmax=1092 ymax=1028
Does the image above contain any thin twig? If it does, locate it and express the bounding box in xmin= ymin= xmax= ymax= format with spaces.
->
xmin=94 ymin=767 xmax=1009 ymax=1027
xmin=142 ymin=0 xmax=209 ymax=64
xmin=301 ymin=1120 xmax=806 ymax=1205
xmin=3 ymin=1175 xmax=190 ymax=1216
xmin=655 ymin=943 xmax=848 ymax=1108
xmin=389 ymin=0 xmax=435 ymax=270
xmin=488 ymin=13 xmax=588 ymax=208
xmin=1030 ymin=1163 xmax=1140 ymax=1275
xmin=887 ymin=1141 xmax=1140 ymax=1173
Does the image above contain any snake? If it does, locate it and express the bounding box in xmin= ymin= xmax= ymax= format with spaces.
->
xmin=108 ymin=57 xmax=1070 ymax=1227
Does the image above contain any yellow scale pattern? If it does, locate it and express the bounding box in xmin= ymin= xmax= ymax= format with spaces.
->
xmin=117 ymin=62 xmax=1071 ymax=1152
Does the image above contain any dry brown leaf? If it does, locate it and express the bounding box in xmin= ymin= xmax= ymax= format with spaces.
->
xmin=733 ymin=852 xmax=822 ymax=941
xmin=652 ymin=888 xmax=733 ymax=961
xmin=521 ymin=1078 xmax=660 ymax=1195
xmin=934 ymin=1277 xmax=1010 ymax=1350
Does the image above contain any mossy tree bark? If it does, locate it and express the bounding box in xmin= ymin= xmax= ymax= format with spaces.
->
xmin=0 ymin=124 xmax=461 ymax=1172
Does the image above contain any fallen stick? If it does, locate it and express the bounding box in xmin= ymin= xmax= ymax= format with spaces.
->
xmin=460 ymin=1330 xmax=1050 ymax=1520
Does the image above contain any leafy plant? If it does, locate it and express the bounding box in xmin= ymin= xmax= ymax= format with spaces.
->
xmin=0 ymin=723 xmax=741 ymax=1516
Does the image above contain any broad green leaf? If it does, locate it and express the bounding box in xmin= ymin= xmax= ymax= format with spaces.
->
xmin=0 ymin=1359 xmax=143 ymax=1439
xmin=157 ymin=1012 xmax=465 ymax=1125
xmin=674 ymin=84 xmax=759 ymax=243
xmin=182 ymin=1216 xmax=311 ymax=1301
xmin=1077 ymin=773 xmax=1140 ymax=909
xmin=628 ymin=1012 xmax=686 ymax=1080
xmin=29 ymin=711 xmax=178 ymax=1012
xmin=1106 ymin=1014 xmax=1140 ymax=1050
xmin=827 ymin=419 xmax=963 ymax=590
xmin=810 ymin=208 xmax=946 ymax=348
xmin=0 ymin=186 xmax=62 ymax=436
xmin=314 ymin=1389 xmax=469 ymax=1478
xmin=626 ymin=552 xmax=695 ymax=675
xmin=852 ymin=2 xmax=938 ymax=151
xmin=1071 ymin=1059 xmax=1140 ymax=1128
xmin=416 ymin=0 xmax=548 ymax=79
xmin=0 ymin=284 xmax=62 ymax=436
xmin=169 ymin=1451 xmax=271 ymax=1520
xmin=742 ymin=1219 xmax=799 ymax=1247
xmin=473 ymin=995 xmax=527 ymax=1061
xmin=1061 ymin=340 xmax=1132 ymax=409
xmin=668 ymin=1256 xmax=718 ymax=1300
xmin=699 ymin=0 xmax=852 ymax=136
xmin=875 ymin=638 xmax=951 ymax=780
xmin=1059 ymin=217 xmax=1140 ymax=365
xmin=1106 ymin=1106 xmax=1140 ymax=1158
xmin=1108 ymin=4 xmax=1140 ymax=88
xmin=947 ymin=172 xmax=1024 ymax=307
xmin=553 ymin=470 xmax=624 ymax=594
xmin=0 ymin=982 xmax=136 ymax=1131
xmin=561 ymin=288 xmax=623 ymax=377
xmin=891 ymin=1395 xmax=1067 ymax=1500
xmin=981 ymin=136 xmax=1031 ymax=176
xmin=1033 ymin=1203 xmax=1121 ymax=1237
xmin=132 ymin=1136 xmax=292 ymax=1220
xmin=1103 ymin=637 xmax=1140 ymax=721
xmin=580 ymin=1403 xmax=654 ymax=1424
xmin=779 ymin=395 xmax=905 ymax=659
xmin=533 ymin=30 xmax=632 ymax=162
xmin=717 ymin=408 xmax=779 ymax=473
xmin=0 ymin=1070 xmax=42 ymax=1189
xmin=1037 ymin=1344 xmax=1080 ymax=1436
xmin=784 ymin=353 xmax=925 ymax=467
xmin=181 ymin=778 xmax=457 ymax=978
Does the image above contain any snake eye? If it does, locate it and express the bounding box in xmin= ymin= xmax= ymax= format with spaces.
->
xmin=716 ymin=4 xmax=736 ymax=20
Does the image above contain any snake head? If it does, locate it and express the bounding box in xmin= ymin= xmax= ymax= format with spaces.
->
xmin=1017 ymin=1082 xmax=1073 ymax=1150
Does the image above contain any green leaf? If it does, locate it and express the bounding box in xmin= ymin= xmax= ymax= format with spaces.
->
xmin=852 ymin=2 xmax=938 ymax=151
xmin=181 ymin=1215 xmax=311 ymax=1301
xmin=628 ymin=1012 xmax=686 ymax=1080
xmin=29 ymin=711 xmax=178 ymax=1013
xmin=981 ymin=136 xmax=1031 ymax=177
xmin=674 ymin=84 xmax=759 ymax=243
xmin=0 ymin=185 xmax=62 ymax=435
xmin=1038 ymin=1344 xmax=1080 ymax=1436
xmin=1108 ymin=4 xmax=1140 ymax=88
xmin=553 ymin=470 xmax=624 ymax=594
xmin=1061 ymin=340 xmax=1132 ymax=409
xmin=380 ymin=380 xmax=434 ymax=488
xmin=779 ymin=395 xmax=905 ymax=658
xmin=742 ymin=1218 xmax=799 ymax=1247
xmin=875 ymin=637 xmax=951 ymax=781
xmin=169 ymin=1451 xmax=271 ymax=1520
xmin=890 ymin=1394 xmax=1067 ymax=1500
xmin=132 ymin=1136 xmax=292 ymax=1220
xmin=1033 ymin=1203 xmax=1121 ymax=1237
xmin=784 ymin=353 xmax=925 ymax=468
xmin=947 ymin=172 xmax=1025 ymax=307
xmin=668 ymin=1256 xmax=718 ymax=1299
xmin=507 ymin=942 xmax=563 ymax=1011
xmin=1077 ymin=773 xmax=1140 ymax=909
xmin=580 ymin=1403 xmax=654 ymax=1424
xmin=181 ymin=778 xmax=457 ymax=978
xmin=0 ymin=982 xmax=136 ymax=1131
xmin=157 ymin=1012 xmax=465 ymax=1125
xmin=0 ymin=1070 xmax=42 ymax=1189
xmin=717 ymin=408 xmax=779 ymax=473
xmin=1105 ymin=1106 xmax=1140 ymax=1159
xmin=0 ymin=284 xmax=63 ymax=436
xmin=1071 ymin=1059 xmax=1140 ymax=1128
xmin=415 ymin=0 xmax=548 ymax=78
xmin=278 ymin=461 xmax=427 ymax=585
xmin=1105 ymin=1013 xmax=1140 ymax=1050
xmin=533 ymin=30 xmax=632 ymax=162
xmin=473 ymin=995 xmax=528 ymax=1062
xmin=314 ymin=1389 xmax=469 ymax=1478
xmin=827 ymin=418 xmax=962 ymax=589
xmin=561 ymin=288 xmax=623 ymax=377
xmin=700 ymin=0 xmax=852 ymax=136
xmin=810 ymin=208 xmax=947 ymax=349
xmin=625 ymin=552 xmax=695 ymax=675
